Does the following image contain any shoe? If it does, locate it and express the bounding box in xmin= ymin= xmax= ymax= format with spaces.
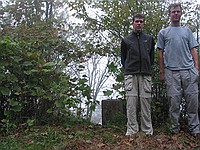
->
xmin=146 ymin=134 xmax=153 ymax=137
xmin=125 ymin=131 xmax=137 ymax=136
xmin=125 ymin=133 xmax=136 ymax=137
xmin=191 ymin=133 xmax=200 ymax=138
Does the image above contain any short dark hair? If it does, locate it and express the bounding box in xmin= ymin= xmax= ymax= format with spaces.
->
xmin=132 ymin=14 xmax=145 ymax=22
xmin=168 ymin=3 xmax=182 ymax=14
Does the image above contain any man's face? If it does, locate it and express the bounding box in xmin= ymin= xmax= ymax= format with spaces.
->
xmin=169 ymin=6 xmax=182 ymax=23
xmin=132 ymin=17 xmax=144 ymax=31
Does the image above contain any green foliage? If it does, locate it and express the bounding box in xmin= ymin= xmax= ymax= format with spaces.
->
xmin=27 ymin=119 xmax=35 ymax=127
xmin=1 ymin=119 xmax=17 ymax=134
xmin=0 ymin=0 xmax=98 ymax=131
xmin=0 ymin=37 xmax=73 ymax=129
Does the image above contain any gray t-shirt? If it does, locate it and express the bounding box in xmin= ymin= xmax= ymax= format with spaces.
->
xmin=157 ymin=26 xmax=198 ymax=70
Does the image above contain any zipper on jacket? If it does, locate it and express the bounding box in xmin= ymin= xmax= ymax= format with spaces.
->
xmin=137 ymin=32 xmax=141 ymax=72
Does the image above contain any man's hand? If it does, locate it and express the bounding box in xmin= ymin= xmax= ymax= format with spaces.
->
xmin=160 ymin=72 xmax=165 ymax=81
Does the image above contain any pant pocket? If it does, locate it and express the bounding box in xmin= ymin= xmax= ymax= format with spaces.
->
xmin=190 ymin=68 xmax=199 ymax=82
xmin=124 ymin=75 xmax=133 ymax=91
xmin=191 ymin=67 xmax=199 ymax=76
xmin=144 ymin=76 xmax=152 ymax=93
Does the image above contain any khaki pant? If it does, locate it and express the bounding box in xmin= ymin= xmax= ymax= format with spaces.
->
xmin=124 ymin=75 xmax=153 ymax=135
xmin=165 ymin=68 xmax=200 ymax=134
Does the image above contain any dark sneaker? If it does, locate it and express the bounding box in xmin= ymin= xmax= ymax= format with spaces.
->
xmin=191 ymin=133 xmax=200 ymax=138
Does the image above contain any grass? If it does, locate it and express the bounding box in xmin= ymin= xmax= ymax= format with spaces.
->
xmin=0 ymin=117 xmax=200 ymax=150
xmin=1 ymin=126 xmax=64 ymax=150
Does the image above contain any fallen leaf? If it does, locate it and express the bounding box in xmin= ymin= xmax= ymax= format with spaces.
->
xmin=97 ymin=143 xmax=106 ymax=148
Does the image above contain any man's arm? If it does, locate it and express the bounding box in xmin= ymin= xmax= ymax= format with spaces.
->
xmin=150 ymin=37 xmax=155 ymax=66
xmin=191 ymin=47 xmax=199 ymax=70
xmin=120 ymin=39 xmax=127 ymax=68
xmin=158 ymin=48 xmax=165 ymax=81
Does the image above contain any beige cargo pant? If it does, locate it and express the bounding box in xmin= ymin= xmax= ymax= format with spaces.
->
xmin=125 ymin=74 xmax=153 ymax=136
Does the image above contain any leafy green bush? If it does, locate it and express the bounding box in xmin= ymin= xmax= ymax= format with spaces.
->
xmin=0 ymin=36 xmax=89 ymax=132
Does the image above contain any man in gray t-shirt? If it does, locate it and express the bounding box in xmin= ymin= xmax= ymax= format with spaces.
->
xmin=157 ymin=3 xmax=200 ymax=137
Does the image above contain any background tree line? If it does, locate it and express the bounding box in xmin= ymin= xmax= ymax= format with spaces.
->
xmin=0 ymin=0 xmax=199 ymax=131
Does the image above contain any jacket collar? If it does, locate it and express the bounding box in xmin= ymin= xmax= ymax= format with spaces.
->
xmin=132 ymin=30 xmax=142 ymax=36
